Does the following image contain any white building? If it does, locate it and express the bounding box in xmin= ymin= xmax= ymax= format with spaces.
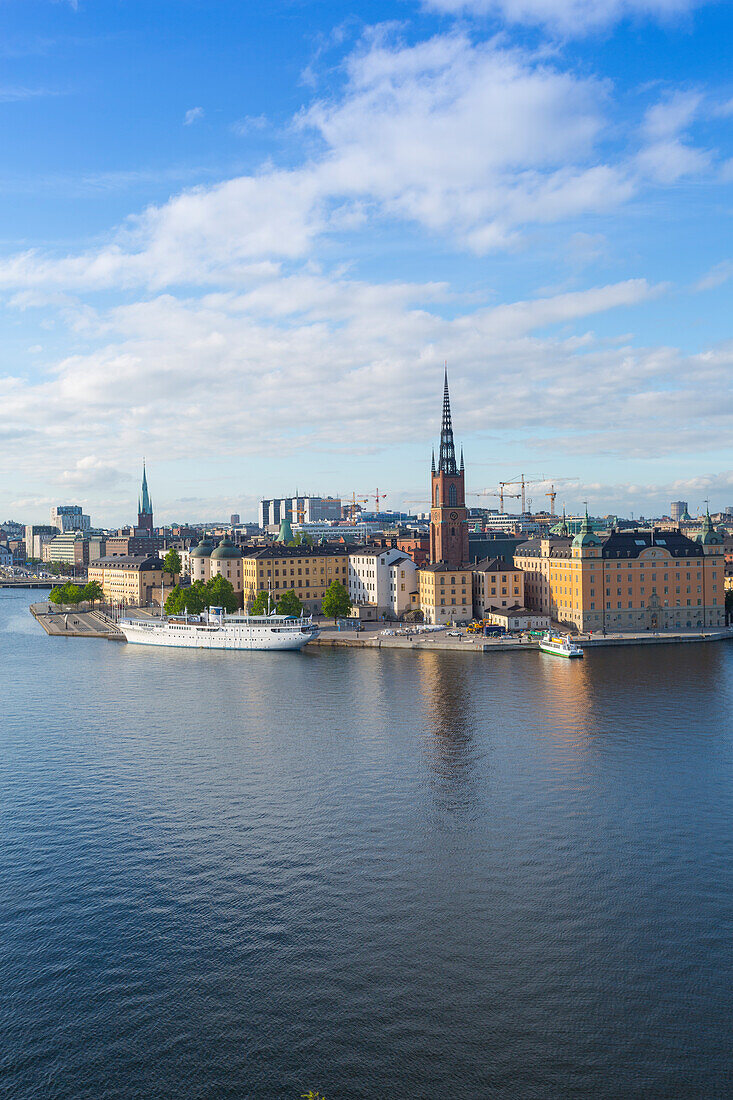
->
xmin=259 ymin=496 xmax=342 ymax=528
xmin=348 ymin=548 xmax=417 ymax=618
xmin=292 ymin=522 xmax=379 ymax=543
xmin=51 ymin=505 xmax=90 ymax=533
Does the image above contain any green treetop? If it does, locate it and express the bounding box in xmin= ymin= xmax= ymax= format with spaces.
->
xmin=276 ymin=589 xmax=303 ymax=617
xmin=321 ymin=580 xmax=351 ymax=624
xmin=163 ymin=548 xmax=182 ymax=579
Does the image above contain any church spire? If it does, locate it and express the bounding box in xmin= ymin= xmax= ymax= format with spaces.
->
xmin=439 ymin=366 xmax=457 ymax=475
xmin=140 ymin=461 xmax=152 ymax=516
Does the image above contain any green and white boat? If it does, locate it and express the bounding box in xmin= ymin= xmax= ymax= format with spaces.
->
xmin=538 ymin=632 xmax=584 ymax=658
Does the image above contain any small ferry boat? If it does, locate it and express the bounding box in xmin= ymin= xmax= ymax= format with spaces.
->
xmin=119 ymin=606 xmax=320 ymax=651
xmin=538 ymin=632 xmax=584 ymax=659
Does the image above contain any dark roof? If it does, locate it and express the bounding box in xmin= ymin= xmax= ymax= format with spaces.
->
xmin=90 ymin=555 xmax=162 ymax=568
xmin=515 ymin=529 xmax=711 ymax=561
xmin=600 ymin=529 xmax=706 ymax=559
xmin=242 ymin=545 xmax=350 ymax=560
xmin=419 ymin=562 xmax=472 ymax=573
xmin=514 ymin=537 xmax=573 ymax=560
xmin=474 ymin=556 xmax=520 ymax=572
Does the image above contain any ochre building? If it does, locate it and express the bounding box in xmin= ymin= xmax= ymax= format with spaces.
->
xmin=515 ymin=513 xmax=725 ymax=633
xmin=418 ymin=563 xmax=473 ymax=624
xmin=88 ymin=554 xmax=163 ymax=607
xmin=240 ymin=546 xmax=349 ymax=613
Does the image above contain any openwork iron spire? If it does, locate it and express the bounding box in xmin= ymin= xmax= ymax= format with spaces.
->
xmin=438 ymin=367 xmax=457 ymax=475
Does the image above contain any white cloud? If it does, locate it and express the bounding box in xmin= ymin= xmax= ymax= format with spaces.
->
xmin=694 ymin=260 xmax=733 ymax=291
xmin=184 ymin=106 xmax=205 ymax=126
xmin=421 ymin=0 xmax=707 ymax=35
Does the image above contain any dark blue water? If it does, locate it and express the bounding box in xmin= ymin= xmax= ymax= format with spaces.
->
xmin=1 ymin=589 xmax=732 ymax=1099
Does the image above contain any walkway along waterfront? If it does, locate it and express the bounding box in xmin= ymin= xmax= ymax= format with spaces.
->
xmin=29 ymin=599 xmax=733 ymax=651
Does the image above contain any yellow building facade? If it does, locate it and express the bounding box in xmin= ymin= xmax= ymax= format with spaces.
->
xmin=418 ymin=563 xmax=473 ymax=624
xmin=88 ymin=555 xmax=163 ymax=607
xmin=240 ymin=546 xmax=349 ymax=613
xmin=472 ymin=556 xmax=524 ymax=616
xmin=515 ymin=517 xmax=725 ymax=632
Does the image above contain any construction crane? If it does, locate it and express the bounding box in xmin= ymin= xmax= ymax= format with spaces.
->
xmin=345 ymin=492 xmax=369 ymax=522
xmin=472 ymin=488 xmax=521 ymax=513
xmin=367 ymin=488 xmax=388 ymax=513
xmin=546 ymin=485 xmax=557 ymax=515
xmin=499 ymin=474 xmax=529 ymax=513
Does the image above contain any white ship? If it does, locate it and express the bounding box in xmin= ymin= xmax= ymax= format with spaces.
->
xmin=538 ymin=632 xmax=584 ymax=659
xmin=119 ymin=606 xmax=320 ymax=651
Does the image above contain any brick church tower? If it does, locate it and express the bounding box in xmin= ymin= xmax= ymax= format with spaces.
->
xmin=430 ymin=370 xmax=469 ymax=566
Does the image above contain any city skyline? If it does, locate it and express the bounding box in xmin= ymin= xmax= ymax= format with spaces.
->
xmin=1 ymin=0 xmax=732 ymax=523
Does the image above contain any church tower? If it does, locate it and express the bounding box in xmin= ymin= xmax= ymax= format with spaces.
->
xmin=137 ymin=462 xmax=154 ymax=534
xmin=430 ymin=370 xmax=469 ymax=566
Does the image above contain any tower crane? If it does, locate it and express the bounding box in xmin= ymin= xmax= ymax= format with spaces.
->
xmin=472 ymin=488 xmax=521 ymax=513
xmin=367 ymin=489 xmax=388 ymax=513
xmin=345 ymin=492 xmax=369 ymax=521
xmin=546 ymin=486 xmax=557 ymax=515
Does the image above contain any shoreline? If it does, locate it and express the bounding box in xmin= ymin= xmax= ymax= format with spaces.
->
xmin=26 ymin=600 xmax=733 ymax=652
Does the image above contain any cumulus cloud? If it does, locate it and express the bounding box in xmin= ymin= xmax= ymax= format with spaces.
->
xmin=421 ymin=0 xmax=708 ymax=35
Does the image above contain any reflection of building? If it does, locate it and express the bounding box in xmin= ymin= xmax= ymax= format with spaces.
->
xmin=88 ymin=555 xmax=163 ymax=606
xmin=240 ymin=545 xmax=349 ymax=613
xmin=348 ymin=548 xmax=417 ymax=617
xmin=515 ymin=511 xmax=725 ymax=631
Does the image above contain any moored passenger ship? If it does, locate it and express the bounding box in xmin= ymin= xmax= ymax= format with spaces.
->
xmin=119 ymin=606 xmax=320 ymax=651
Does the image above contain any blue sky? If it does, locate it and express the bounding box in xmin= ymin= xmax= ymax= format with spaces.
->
xmin=1 ymin=0 xmax=732 ymax=525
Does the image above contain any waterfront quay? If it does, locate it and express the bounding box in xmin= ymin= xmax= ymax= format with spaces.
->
xmin=30 ymin=599 xmax=733 ymax=652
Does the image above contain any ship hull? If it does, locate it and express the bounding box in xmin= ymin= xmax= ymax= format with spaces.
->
xmin=119 ymin=619 xmax=319 ymax=651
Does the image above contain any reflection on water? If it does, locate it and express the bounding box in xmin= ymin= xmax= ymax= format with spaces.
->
xmin=2 ymin=590 xmax=733 ymax=1100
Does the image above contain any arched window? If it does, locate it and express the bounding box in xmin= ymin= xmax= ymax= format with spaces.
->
xmin=435 ymin=486 xmax=440 ymax=505
xmin=448 ymin=483 xmax=457 ymax=507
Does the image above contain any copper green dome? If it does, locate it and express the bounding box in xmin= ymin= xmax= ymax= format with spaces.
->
xmin=210 ymin=535 xmax=242 ymax=560
xmin=276 ymin=515 xmax=294 ymax=544
xmin=572 ymin=510 xmax=601 ymax=549
xmin=697 ymin=511 xmax=723 ymax=546
xmin=190 ymin=536 xmax=213 ymax=559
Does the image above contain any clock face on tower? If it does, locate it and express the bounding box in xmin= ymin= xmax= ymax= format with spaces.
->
xmin=449 ymin=510 xmax=458 ymax=520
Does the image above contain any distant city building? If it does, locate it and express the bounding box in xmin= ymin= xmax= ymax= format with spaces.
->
xmin=106 ymin=535 xmax=165 ymax=556
xmin=0 ymin=543 xmax=12 ymax=567
xmin=230 ymin=513 xmax=240 ymax=526
xmin=50 ymin=505 xmax=90 ymax=534
xmin=515 ymin=513 xmax=725 ymax=632
xmin=671 ymin=501 xmax=689 ymax=522
xmin=291 ymin=521 xmax=378 ymax=543
xmin=259 ymin=496 xmax=342 ymax=529
xmin=42 ymin=531 xmax=89 ymax=567
xmin=24 ymin=524 xmax=58 ymax=560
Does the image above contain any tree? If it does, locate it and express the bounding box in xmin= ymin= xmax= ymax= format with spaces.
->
xmin=205 ymin=574 xmax=239 ymax=614
xmin=277 ymin=589 xmax=303 ymax=617
xmin=165 ymin=581 xmax=207 ymax=616
xmin=163 ymin=548 xmax=182 ymax=580
xmin=50 ymin=581 xmax=83 ymax=607
xmin=82 ymin=580 xmax=104 ymax=607
xmin=249 ymin=589 xmax=274 ymax=615
xmin=321 ymin=580 xmax=351 ymax=624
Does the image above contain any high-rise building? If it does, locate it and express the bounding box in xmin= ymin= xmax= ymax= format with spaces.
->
xmin=137 ymin=463 xmax=154 ymax=534
xmin=259 ymin=496 xmax=342 ymax=529
xmin=230 ymin=513 xmax=241 ymax=526
xmin=50 ymin=505 xmax=90 ymax=533
xmin=429 ymin=370 xmax=469 ymax=567
xmin=671 ymin=501 xmax=689 ymax=522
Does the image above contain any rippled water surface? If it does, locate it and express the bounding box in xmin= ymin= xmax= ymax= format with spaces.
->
xmin=2 ymin=589 xmax=732 ymax=1099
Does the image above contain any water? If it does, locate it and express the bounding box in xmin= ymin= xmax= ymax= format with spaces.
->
xmin=1 ymin=588 xmax=732 ymax=1099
